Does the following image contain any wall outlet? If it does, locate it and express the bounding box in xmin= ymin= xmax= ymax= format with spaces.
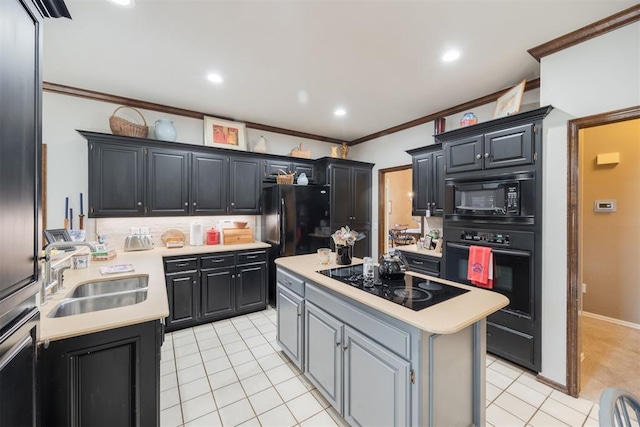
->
xmin=582 ymin=283 xmax=587 ymax=293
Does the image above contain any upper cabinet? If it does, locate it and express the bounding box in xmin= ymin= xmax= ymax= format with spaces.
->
xmin=437 ymin=106 xmax=553 ymax=176
xmin=82 ymin=132 xmax=262 ymax=217
xmin=406 ymin=145 xmax=445 ymax=217
xmin=263 ymin=159 xmax=315 ymax=183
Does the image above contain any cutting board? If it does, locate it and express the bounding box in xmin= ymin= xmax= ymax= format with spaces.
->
xmin=222 ymin=228 xmax=253 ymax=245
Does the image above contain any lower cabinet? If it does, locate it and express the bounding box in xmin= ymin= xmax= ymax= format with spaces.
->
xmin=165 ymin=249 xmax=268 ymax=332
xmin=305 ymin=302 xmax=410 ymax=426
xmin=40 ymin=320 xmax=162 ymax=427
xmin=276 ymin=284 xmax=304 ymax=370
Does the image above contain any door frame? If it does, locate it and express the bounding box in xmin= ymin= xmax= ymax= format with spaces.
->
xmin=377 ymin=164 xmax=412 ymax=258
xmin=566 ymin=104 xmax=640 ymax=397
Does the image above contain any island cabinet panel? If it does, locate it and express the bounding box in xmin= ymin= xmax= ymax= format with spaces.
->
xmin=40 ymin=320 xmax=162 ymax=427
xmin=407 ymin=144 xmax=445 ymax=217
xmin=191 ymin=152 xmax=228 ymax=214
xmin=343 ymin=326 xmax=411 ymax=427
xmin=89 ymin=142 xmax=145 ymax=216
xmin=164 ymin=250 xmax=268 ymax=332
xmin=146 ymin=147 xmax=190 ymax=215
xmin=276 ymin=284 xmax=304 ymax=370
xmin=304 ymin=302 xmax=343 ymax=412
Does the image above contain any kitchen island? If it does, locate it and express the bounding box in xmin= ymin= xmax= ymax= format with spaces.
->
xmin=38 ymin=242 xmax=269 ymax=426
xmin=275 ymin=253 xmax=508 ymax=427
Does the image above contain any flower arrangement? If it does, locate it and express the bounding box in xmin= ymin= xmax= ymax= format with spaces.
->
xmin=331 ymin=226 xmax=359 ymax=246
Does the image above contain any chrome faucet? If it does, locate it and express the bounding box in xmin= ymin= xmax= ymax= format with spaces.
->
xmin=41 ymin=241 xmax=97 ymax=304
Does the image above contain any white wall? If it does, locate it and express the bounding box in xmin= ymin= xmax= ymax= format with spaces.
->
xmin=537 ymin=21 xmax=640 ymax=387
xmin=42 ymin=92 xmax=336 ymax=235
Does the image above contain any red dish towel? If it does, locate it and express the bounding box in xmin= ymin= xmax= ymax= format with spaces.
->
xmin=467 ymin=246 xmax=494 ymax=289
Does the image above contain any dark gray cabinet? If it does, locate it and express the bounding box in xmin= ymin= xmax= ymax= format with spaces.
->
xmin=398 ymin=250 xmax=441 ymax=277
xmin=191 ymin=152 xmax=228 ymax=215
xmin=443 ymin=123 xmax=535 ymax=174
xmin=229 ymin=157 xmax=261 ymax=214
xmin=263 ymin=159 xmax=315 ymax=183
xmin=147 ymin=147 xmax=190 ymax=215
xmin=40 ymin=320 xmax=162 ymax=427
xmin=316 ymin=159 xmax=373 ymax=258
xmin=88 ymin=142 xmax=144 ymax=216
xmin=407 ymin=145 xmax=445 ymax=217
xmin=164 ymin=250 xmax=267 ymax=332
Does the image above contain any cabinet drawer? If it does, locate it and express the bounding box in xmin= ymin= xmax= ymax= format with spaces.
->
xmin=277 ymin=268 xmax=304 ymax=297
xmin=486 ymin=322 xmax=535 ymax=368
xmin=237 ymin=250 xmax=267 ymax=264
xmin=164 ymin=257 xmax=198 ymax=274
xmin=201 ymin=253 xmax=235 ymax=270
xmin=402 ymin=252 xmax=440 ymax=276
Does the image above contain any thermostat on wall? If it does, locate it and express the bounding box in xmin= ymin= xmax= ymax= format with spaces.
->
xmin=594 ymin=200 xmax=616 ymax=212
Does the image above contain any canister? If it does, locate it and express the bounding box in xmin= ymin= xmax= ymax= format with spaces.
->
xmin=206 ymin=228 xmax=220 ymax=245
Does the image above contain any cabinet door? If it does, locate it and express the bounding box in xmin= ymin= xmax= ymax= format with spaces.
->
xmin=351 ymin=228 xmax=371 ymax=259
xmin=165 ymin=272 xmax=198 ymax=331
xmin=89 ymin=142 xmax=144 ymax=217
xmin=343 ymin=326 xmax=411 ymax=427
xmin=304 ymin=302 xmax=343 ymax=413
xmin=329 ymin=165 xmax=352 ymax=225
xmin=351 ymin=167 xmax=372 ymax=226
xmin=276 ymin=284 xmax=304 ymax=370
xmin=264 ymin=159 xmax=293 ymax=180
xmin=293 ymin=162 xmax=315 ymax=183
xmin=147 ymin=147 xmax=190 ymax=216
xmin=191 ymin=152 xmax=228 ymax=214
xmin=445 ymin=135 xmax=483 ymax=174
xmin=484 ymin=123 xmax=534 ymax=170
xmin=236 ymin=262 xmax=267 ymax=313
xmin=432 ymin=150 xmax=446 ymax=215
xmin=412 ymin=154 xmax=431 ymax=216
xmin=200 ymin=267 xmax=235 ymax=322
xmin=229 ymin=157 xmax=261 ymax=214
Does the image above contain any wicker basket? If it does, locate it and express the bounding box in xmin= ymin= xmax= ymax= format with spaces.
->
xmin=109 ymin=106 xmax=149 ymax=138
xmin=290 ymin=143 xmax=311 ymax=159
xmin=276 ymin=170 xmax=295 ymax=184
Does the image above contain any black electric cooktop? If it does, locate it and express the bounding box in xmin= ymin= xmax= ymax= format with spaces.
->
xmin=318 ymin=265 xmax=469 ymax=311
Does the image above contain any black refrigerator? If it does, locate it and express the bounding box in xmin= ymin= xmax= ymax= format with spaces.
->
xmin=262 ymin=184 xmax=330 ymax=306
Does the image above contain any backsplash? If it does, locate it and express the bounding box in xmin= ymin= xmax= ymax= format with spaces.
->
xmin=424 ymin=216 xmax=443 ymax=237
xmin=93 ymin=216 xmax=262 ymax=250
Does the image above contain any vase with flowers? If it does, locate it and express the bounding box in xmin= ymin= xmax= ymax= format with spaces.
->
xmin=331 ymin=226 xmax=365 ymax=265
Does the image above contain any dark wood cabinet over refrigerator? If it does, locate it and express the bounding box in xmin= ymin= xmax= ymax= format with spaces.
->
xmin=315 ymin=158 xmax=374 ymax=258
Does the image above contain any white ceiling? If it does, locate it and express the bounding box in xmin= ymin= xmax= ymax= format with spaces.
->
xmin=42 ymin=0 xmax=637 ymax=142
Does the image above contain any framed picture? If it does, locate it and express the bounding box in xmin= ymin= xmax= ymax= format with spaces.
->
xmin=43 ymin=228 xmax=75 ymax=251
xmin=493 ymin=79 xmax=526 ymax=119
xmin=203 ymin=116 xmax=247 ymax=151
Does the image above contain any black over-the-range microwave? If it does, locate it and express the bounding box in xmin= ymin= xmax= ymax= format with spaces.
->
xmin=444 ymin=172 xmax=536 ymax=224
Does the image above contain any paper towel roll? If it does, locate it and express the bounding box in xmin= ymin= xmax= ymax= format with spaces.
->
xmin=190 ymin=223 xmax=203 ymax=246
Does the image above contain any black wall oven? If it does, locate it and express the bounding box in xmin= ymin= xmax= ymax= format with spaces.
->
xmin=444 ymin=226 xmax=541 ymax=371
xmin=444 ymin=171 xmax=535 ymax=225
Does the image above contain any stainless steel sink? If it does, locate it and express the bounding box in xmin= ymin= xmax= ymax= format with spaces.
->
xmin=68 ymin=276 xmax=148 ymax=298
xmin=48 ymin=289 xmax=148 ymax=318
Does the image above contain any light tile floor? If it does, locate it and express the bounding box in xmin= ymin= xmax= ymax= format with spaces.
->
xmin=161 ymin=307 xmax=603 ymax=427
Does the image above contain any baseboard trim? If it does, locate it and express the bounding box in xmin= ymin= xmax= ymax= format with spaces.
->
xmin=536 ymin=374 xmax=570 ymax=395
xmin=582 ymin=311 xmax=640 ymax=330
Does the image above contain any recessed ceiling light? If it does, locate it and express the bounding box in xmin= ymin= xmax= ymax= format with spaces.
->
xmin=442 ymin=49 xmax=461 ymax=62
xmin=207 ymin=73 xmax=224 ymax=84
xmin=334 ymin=108 xmax=346 ymax=117
xmin=107 ymin=0 xmax=135 ymax=7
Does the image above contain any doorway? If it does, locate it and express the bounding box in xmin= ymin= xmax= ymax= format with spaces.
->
xmin=377 ymin=165 xmax=418 ymax=257
xmin=566 ymin=105 xmax=640 ymax=398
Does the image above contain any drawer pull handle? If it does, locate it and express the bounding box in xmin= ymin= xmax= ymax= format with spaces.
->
xmin=284 ymin=279 xmax=292 ymax=286
xmin=212 ymin=259 xmax=224 ymax=263
xmin=246 ymin=255 xmax=258 ymax=259
xmin=176 ymin=263 xmax=189 ymax=267
xmin=413 ymin=261 xmax=424 ymax=265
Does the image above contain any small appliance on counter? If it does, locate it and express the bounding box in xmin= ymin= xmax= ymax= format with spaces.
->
xmin=378 ymin=251 xmax=407 ymax=279
xmin=124 ymin=227 xmax=154 ymax=252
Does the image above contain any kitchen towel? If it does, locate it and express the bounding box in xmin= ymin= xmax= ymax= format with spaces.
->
xmin=467 ymin=245 xmax=493 ymax=289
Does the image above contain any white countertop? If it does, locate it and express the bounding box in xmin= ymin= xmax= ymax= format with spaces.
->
xmin=39 ymin=242 xmax=270 ymax=343
xmin=275 ymin=253 xmax=508 ymax=334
